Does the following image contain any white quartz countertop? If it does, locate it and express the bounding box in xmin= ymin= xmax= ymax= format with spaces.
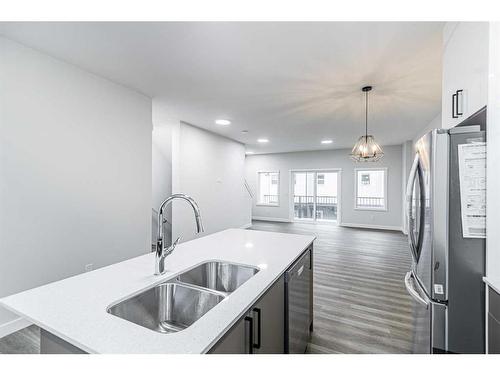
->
xmin=0 ymin=229 xmax=315 ymax=353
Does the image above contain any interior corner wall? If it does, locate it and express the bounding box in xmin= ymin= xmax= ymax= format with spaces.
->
xmin=245 ymin=145 xmax=403 ymax=230
xmin=171 ymin=122 xmax=251 ymax=242
xmin=0 ymin=37 xmax=152 ymax=330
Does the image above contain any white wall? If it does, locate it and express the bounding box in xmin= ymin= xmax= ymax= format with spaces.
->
xmin=0 ymin=37 xmax=152 ymax=332
xmin=151 ymin=101 xmax=176 ymax=247
xmin=172 ymin=122 xmax=252 ymax=242
xmin=245 ymin=145 xmax=403 ymax=230
xmin=486 ymin=22 xmax=500 ymax=286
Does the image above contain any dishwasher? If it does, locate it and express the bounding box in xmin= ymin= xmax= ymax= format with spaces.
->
xmin=285 ymin=248 xmax=312 ymax=353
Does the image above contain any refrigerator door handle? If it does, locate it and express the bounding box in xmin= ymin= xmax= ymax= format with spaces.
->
xmin=405 ymin=271 xmax=430 ymax=309
xmin=406 ymin=153 xmax=426 ymax=264
xmin=414 ymin=162 xmax=426 ymax=262
xmin=406 ymin=154 xmax=419 ymax=263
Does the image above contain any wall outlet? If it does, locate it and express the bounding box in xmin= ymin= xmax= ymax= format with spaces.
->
xmin=84 ymin=264 xmax=93 ymax=272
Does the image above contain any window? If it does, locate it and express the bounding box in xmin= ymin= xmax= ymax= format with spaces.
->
xmin=355 ymin=168 xmax=387 ymax=210
xmin=258 ymin=171 xmax=280 ymax=206
xmin=361 ymin=173 xmax=370 ymax=185
xmin=317 ymin=174 xmax=325 ymax=185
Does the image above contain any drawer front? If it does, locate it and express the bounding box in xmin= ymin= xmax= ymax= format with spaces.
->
xmin=489 ymin=287 xmax=500 ymax=321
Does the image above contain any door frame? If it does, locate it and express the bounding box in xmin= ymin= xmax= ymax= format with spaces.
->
xmin=288 ymin=168 xmax=342 ymax=224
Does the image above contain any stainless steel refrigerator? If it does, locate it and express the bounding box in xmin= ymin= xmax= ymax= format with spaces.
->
xmin=404 ymin=111 xmax=486 ymax=354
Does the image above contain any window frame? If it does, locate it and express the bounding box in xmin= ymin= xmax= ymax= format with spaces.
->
xmin=256 ymin=171 xmax=280 ymax=207
xmin=354 ymin=167 xmax=388 ymax=211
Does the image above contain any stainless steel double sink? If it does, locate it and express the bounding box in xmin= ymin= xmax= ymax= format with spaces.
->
xmin=107 ymin=261 xmax=259 ymax=334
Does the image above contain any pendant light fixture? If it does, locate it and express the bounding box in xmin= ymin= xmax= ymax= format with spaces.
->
xmin=350 ymin=86 xmax=384 ymax=162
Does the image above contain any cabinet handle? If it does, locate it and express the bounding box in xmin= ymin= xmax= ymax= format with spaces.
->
xmin=452 ymin=92 xmax=458 ymax=118
xmin=252 ymin=307 xmax=262 ymax=349
xmin=456 ymin=89 xmax=463 ymax=116
xmin=244 ymin=316 xmax=254 ymax=354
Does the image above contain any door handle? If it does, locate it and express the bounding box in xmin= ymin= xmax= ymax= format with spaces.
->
xmin=252 ymin=307 xmax=262 ymax=349
xmin=297 ymin=265 xmax=304 ymax=277
xmin=244 ymin=316 xmax=254 ymax=354
xmin=404 ymin=271 xmax=430 ymax=309
xmin=406 ymin=154 xmax=419 ymax=263
xmin=414 ymin=162 xmax=426 ymax=263
xmin=406 ymin=154 xmax=426 ymax=264
xmin=456 ymin=89 xmax=463 ymax=116
xmin=452 ymin=92 xmax=458 ymax=118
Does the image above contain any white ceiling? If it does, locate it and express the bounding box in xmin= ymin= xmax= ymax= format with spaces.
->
xmin=0 ymin=22 xmax=443 ymax=154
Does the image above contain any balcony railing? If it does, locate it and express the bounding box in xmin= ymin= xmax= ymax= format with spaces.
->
xmin=293 ymin=195 xmax=337 ymax=205
xmin=356 ymin=196 xmax=385 ymax=208
xmin=293 ymin=195 xmax=337 ymax=221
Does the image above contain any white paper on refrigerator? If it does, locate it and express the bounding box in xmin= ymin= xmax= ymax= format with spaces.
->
xmin=457 ymin=142 xmax=486 ymax=238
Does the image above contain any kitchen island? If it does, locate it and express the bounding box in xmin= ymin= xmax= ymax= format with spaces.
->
xmin=0 ymin=229 xmax=314 ymax=354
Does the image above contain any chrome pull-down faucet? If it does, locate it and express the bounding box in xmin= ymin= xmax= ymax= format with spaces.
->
xmin=155 ymin=194 xmax=204 ymax=275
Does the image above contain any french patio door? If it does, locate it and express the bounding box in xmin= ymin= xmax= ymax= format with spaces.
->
xmin=292 ymin=170 xmax=339 ymax=222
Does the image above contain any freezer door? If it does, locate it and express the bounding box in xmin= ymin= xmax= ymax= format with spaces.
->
xmin=406 ymin=270 xmax=448 ymax=353
xmin=405 ymin=271 xmax=431 ymax=353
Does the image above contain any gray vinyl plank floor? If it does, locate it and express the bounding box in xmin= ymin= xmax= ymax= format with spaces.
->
xmin=0 ymin=325 xmax=40 ymax=354
xmin=249 ymin=220 xmax=415 ymax=354
xmin=0 ymin=220 xmax=415 ymax=354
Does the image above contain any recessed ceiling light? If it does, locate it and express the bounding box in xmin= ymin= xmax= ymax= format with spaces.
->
xmin=257 ymin=138 xmax=269 ymax=143
xmin=245 ymin=151 xmax=255 ymax=155
xmin=321 ymin=139 xmax=333 ymax=144
xmin=215 ymin=119 xmax=231 ymax=125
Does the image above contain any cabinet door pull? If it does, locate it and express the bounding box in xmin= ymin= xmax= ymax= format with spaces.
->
xmin=456 ymin=89 xmax=463 ymax=116
xmin=244 ymin=316 xmax=254 ymax=354
xmin=252 ymin=307 xmax=262 ymax=349
xmin=452 ymin=92 xmax=458 ymax=118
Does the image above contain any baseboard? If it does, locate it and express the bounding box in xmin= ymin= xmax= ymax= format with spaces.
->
xmin=252 ymin=216 xmax=292 ymax=223
xmin=339 ymin=222 xmax=403 ymax=232
xmin=0 ymin=317 xmax=30 ymax=339
xmin=240 ymin=222 xmax=253 ymax=229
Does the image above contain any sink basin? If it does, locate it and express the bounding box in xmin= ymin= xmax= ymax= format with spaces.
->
xmin=107 ymin=261 xmax=259 ymax=333
xmin=177 ymin=261 xmax=259 ymax=294
xmin=107 ymin=282 xmax=224 ymax=334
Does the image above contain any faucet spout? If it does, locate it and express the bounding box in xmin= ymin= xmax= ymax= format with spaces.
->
xmin=155 ymin=194 xmax=204 ymax=275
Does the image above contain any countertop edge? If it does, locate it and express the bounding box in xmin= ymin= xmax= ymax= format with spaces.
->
xmin=483 ymin=276 xmax=500 ymax=296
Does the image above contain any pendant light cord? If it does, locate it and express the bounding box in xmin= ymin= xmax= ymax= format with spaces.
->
xmin=365 ymin=90 xmax=368 ymax=140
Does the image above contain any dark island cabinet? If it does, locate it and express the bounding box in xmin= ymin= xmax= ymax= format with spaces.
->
xmin=209 ymin=275 xmax=285 ymax=354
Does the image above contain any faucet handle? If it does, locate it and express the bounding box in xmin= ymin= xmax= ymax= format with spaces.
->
xmin=164 ymin=237 xmax=181 ymax=257
xmin=171 ymin=237 xmax=181 ymax=248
